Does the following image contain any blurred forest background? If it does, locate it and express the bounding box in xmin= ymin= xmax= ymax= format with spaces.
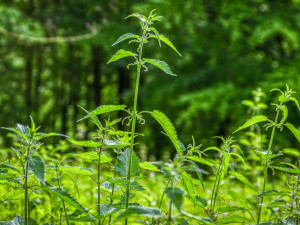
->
xmin=0 ymin=0 xmax=300 ymax=158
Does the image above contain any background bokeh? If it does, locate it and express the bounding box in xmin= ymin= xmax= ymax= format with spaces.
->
xmin=0 ymin=0 xmax=300 ymax=158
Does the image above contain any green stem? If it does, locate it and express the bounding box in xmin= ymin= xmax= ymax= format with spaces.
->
xmin=24 ymin=145 xmax=31 ymax=225
xmin=168 ymin=178 xmax=174 ymax=223
xmin=98 ymin=150 xmax=102 ymax=225
xmin=210 ymin=156 xmax=223 ymax=212
xmin=108 ymin=171 xmax=117 ymax=224
xmin=56 ymin=167 xmax=69 ymax=225
xmin=125 ymin=35 xmax=145 ymax=225
xmin=257 ymin=107 xmax=280 ymax=224
xmin=158 ymin=178 xmax=172 ymax=210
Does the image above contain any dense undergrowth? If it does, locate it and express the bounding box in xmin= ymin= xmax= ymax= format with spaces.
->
xmin=0 ymin=11 xmax=300 ymax=225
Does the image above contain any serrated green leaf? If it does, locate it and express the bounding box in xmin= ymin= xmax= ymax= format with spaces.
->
xmin=59 ymin=166 xmax=94 ymax=176
xmin=78 ymin=105 xmax=102 ymax=130
xmin=195 ymin=195 xmax=208 ymax=207
xmin=0 ymin=178 xmax=20 ymax=188
xmin=181 ymin=211 xmax=214 ymax=225
xmin=150 ymin=34 xmax=181 ymax=56
xmin=125 ymin=13 xmax=147 ymax=22
xmin=139 ymin=161 xmax=160 ymax=172
xmin=279 ymin=105 xmax=288 ymax=125
xmin=152 ymin=110 xmax=182 ymax=159
xmin=233 ymin=115 xmax=268 ymax=133
xmin=107 ymin=49 xmax=135 ymax=64
xmin=230 ymin=153 xmax=245 ymax=165
xmin=0 ymin=174 xmax=16 ymax=179
xmin=165 ymin=187 xmax=184 ymax=212
xmin=143 ymin=58 xmax=176 ymax=76
xmin=228 ymin=191 xmax=252 ymax=210
xmin=150 ymin=27 xmax=161 ymax=47
xmin=255 ymin=189 xmax=284 ymax=198
xmin=217 ymin=206 xmax=245 ymax=213
xmin=220 ymin=153 xmax=230 ymax=181
xmin=42 ymin=183 xmax=94 ymax=219
xmin=114 ymin=148 xmax=140 ymax=176
xmin=186 ymin=156 xmax=212 ymax=167
xmin=28 ymin=155 xmax=45 ymax=183
xmin=0 ymin=215 xmax=37 ymax=225
xmin=68 ymin=139 xmax=103 ymax=148
xmin=104 ymin=139 xmax=129 ymax=149
xmin=285 ymin=122 xmax=300 ymax=143
xmin=77 ymin=105 xmax=126 ymax=122
xmin=218 ymin=215 xmax=246 ymax=224
xmin=71 ymin=152 xmax=112 ymax=163
xmin=112 ymin=33 xmax=139 ymax=46
xmin=115 ymin=206 xmax=162 ymax=220
xmin=181 ymin=171 xmax=195 ymax=202
xmin=289 ymin=97 xmax=300 ymax=110
xmin=273 ymin=166 xmax=300 ymax=175
xmin=229 ymin=171 xmax=257 ymax=193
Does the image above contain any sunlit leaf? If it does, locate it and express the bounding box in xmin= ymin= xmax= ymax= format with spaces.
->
xmin=112 ymin=33 xmax=139 ymax=46
xmin=233 ymin=115 xmax=268 ymax=133
xmin=144 ymin=58 xmax=176 ymax=76
xmin=107 ymin=49 xmax=136 ymax=64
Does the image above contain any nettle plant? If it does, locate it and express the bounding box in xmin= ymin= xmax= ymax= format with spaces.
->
xmin=233 ymin=84 xmax=300 ymax=224
xmin=0 ymin=117 xmax=95 ymax=225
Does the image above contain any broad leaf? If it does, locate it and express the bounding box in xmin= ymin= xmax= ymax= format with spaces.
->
xmin=143 ymin=58 xmax=176 ymax=76
xmin=228 ymin=191 xmax=251 ymax=210
xmin=104 ymin=139 xmax=129 ymax=149
xmin=150 ymin=34 xmax=181 ymax=56
xmin=181 ymin=171 xmax=195 ymax=202
xmin=139 ymin=161 xmax=160 ymax=172
xmin=229 ymin=171 xmax=257 ymax=193
xmin=218 ymin=215 xmax=246 ymax=224
xmin=115 ymin=206 xmax=162 ymax=220
xmin=78 ymin=105 xmax=102 ymax=129
xmin=71 ymin=152 xmax=112 ymax=163
xmin=107 ymin=49 xmax=135 ymax=64
xmin=181 ymin=211 xmax=214 ymax=225
xmin=0 ymin=215 xmax=37 ymax=225
xmin=255 ymin=189 xmax=284 ymax=198
xmin=217 ymin=206 xmax=245 ymax=213
xmin=112 ymin=33 xmax=139 ymax=46
xmin=273 ymin=166 xmax=300 ymax=175
xmin=114 ymin=148 xmax=140 ymax=176
xmin=42 ymin=183 xmax=94 ymax=219
xmin=58 ymin=166 xmax=94 ymax=176
xmin=68 ymin=139 xmax=103 ymax=148
xmin=285 ymin=122 xmax=300 ymax=143
xmin=233 ymin=115 xmax=268 ymax=133
xmin=77 ymin=105 xmax=126 ymax=122
xmin=165 ymin=187 xmax=184 ymax=212
xmin=186 ymin=156 xmax=212 ymax=167
xmin=28 ymin=155 xmax=45 ymax=183
xmin=152 ymin=110 xmax=182 ymax=159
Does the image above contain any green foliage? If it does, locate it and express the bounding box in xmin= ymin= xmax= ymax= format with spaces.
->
xmin=233 ymin=115 xmax=268 ymax=133
xmin=139 ymin=161 xmax=160 ymax=172
xmin=115 ymin=148 xmax=140 ymax=176
xmin=27 ymin=156 xmax=45 ymax=183
xmin=115 ymin=206 xmax=162 ymax=220
xmin=165 ymin=187 xmax=184 ymax=212
xmin=151 ymin=110 xmax=182 ymax=159
xmin=143 ymin=58 xmax=176 ymax=76
xmin=107 ymin=50 xmax=136 ymax=64
xmin=42 ymin=183 xmax=94 ymax=219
